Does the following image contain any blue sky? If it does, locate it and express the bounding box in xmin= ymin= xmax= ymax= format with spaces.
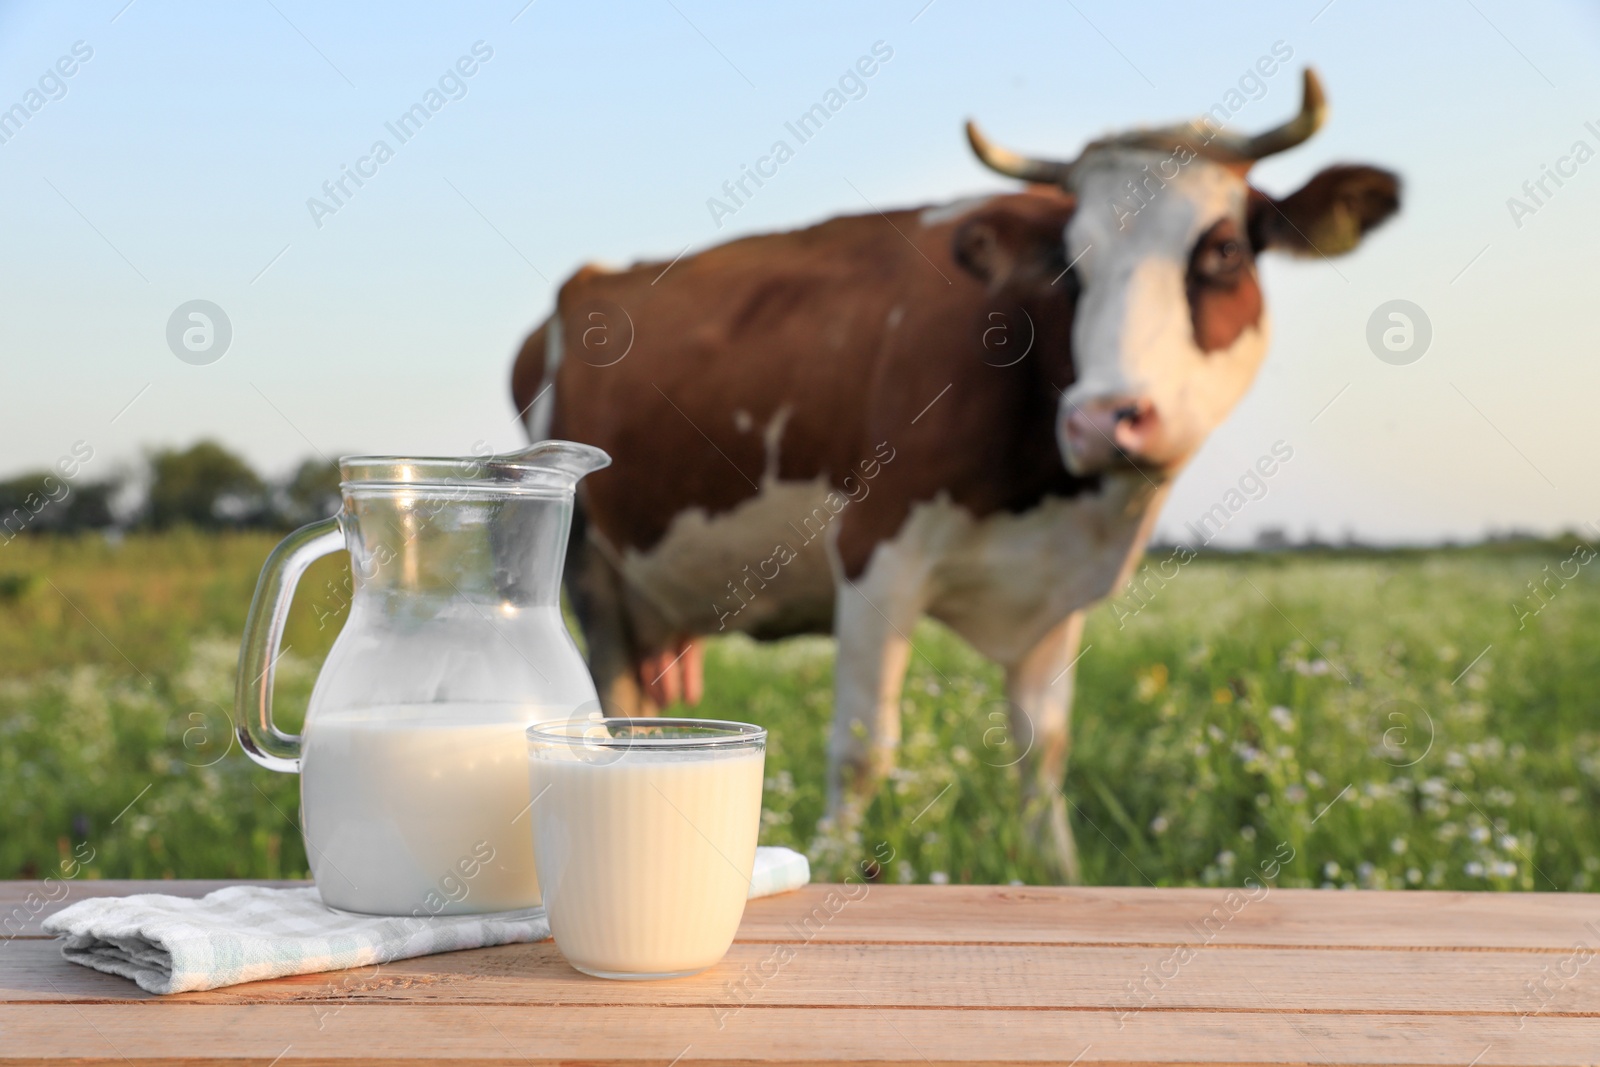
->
xmin=1 ymin=0 xmax=1597 ymax=544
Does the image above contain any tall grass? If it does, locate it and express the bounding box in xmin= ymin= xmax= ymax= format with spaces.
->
xmin=1 ymin=533 xmax=1595 ymax=890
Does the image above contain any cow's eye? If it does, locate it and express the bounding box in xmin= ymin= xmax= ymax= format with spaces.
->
xmin=1194 ymin=231 xmax=1247 ymax=284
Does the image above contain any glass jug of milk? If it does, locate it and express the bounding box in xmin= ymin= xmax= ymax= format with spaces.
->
xmin=233 ymin=442 xmax=610 ymax=916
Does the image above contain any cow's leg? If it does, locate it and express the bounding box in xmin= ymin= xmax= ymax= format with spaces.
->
xmin=826 ymin=563 xmax=924 ymax=836
xmin=1004 ymin=611 xmax=1086 ymax=884
xmin=565 ymin=528 xmax=657 ymax=717
xmin=638 ymin=638 xmax=704 ymax=708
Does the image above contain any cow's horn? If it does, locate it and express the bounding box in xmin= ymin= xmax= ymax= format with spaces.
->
xmin=965 ymin=120 xmax=1074 ymax=185
xmin=1230 ymin=67 xmax=1327 ymax=160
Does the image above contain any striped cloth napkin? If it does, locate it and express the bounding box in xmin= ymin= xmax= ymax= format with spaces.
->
xmin=43 ymin=845 xmax=809 ymax=994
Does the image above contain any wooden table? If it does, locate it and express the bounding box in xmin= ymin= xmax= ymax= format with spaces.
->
xmin=2 ymin=880 xmax=1597 ymax=1065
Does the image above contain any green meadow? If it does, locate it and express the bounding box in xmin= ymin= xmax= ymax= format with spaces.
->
xmin=2 ymin=531 xmax=1596 ymax=892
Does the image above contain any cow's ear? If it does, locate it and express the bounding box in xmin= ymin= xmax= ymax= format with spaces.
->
xmin=1248 ymin=165 xmax=1400 ymax=257
xmin=952 ymin=195 xmax=1074 ymax=295
xmin=952 ymin=218 xmax=1014 ymax=291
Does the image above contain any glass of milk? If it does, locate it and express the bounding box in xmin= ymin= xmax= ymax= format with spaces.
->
xmin=526 ymin=717 xmax=766 ymax=979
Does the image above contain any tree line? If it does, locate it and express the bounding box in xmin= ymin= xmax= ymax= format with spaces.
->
xmin=0 ymin=441 xmax=341 ymax=539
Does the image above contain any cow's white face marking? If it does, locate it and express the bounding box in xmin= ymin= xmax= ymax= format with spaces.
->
xmin=1062 ymin=150 xmax=1270 ymax=471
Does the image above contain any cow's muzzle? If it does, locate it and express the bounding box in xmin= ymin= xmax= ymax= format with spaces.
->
xmin=1060 ymin=397 xmax=1165 ymax=474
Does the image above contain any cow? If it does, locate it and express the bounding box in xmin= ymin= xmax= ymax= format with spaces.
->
xmin=511 ymin=70 xmax=1399 ymax=880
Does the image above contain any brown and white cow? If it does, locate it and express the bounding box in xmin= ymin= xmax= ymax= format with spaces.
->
xmin=512 ymin=70 xmax=1399 ymax=879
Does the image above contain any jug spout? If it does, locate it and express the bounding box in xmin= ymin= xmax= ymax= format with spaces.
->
xmin=504 ymin=440 xmax=611 ymax=486
xmin=339 ymin=440 xmax=610 ymax=496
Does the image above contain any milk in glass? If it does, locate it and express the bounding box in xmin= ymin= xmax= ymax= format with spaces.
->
xmin=529 ymin=740 xmax=764 ymax=977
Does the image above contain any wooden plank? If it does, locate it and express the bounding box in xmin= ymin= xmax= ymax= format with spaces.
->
xmin=0 ymin=1003 xmax=1589 ymax=1065
xmin=7 ymin=882 xmax=1600 ymax=950
xmin=736 ymin=885 xmax=1600 ymax=951
xmin=5 ymin=936 xmax=1597 ymax=1020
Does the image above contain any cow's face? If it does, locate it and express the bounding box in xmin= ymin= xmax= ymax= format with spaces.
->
xmin=961 ymin=70 xmax=1400 ymax=478
xmin=1059 ymin=149 xmax=1268 ymax=475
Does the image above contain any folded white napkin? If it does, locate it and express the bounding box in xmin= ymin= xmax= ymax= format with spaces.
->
xmin=43 ymin=845 xmax=809 ymax=994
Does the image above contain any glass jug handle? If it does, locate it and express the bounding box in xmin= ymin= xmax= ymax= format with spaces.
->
xmin=234 ymin=516 xmax=344 ymax=773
